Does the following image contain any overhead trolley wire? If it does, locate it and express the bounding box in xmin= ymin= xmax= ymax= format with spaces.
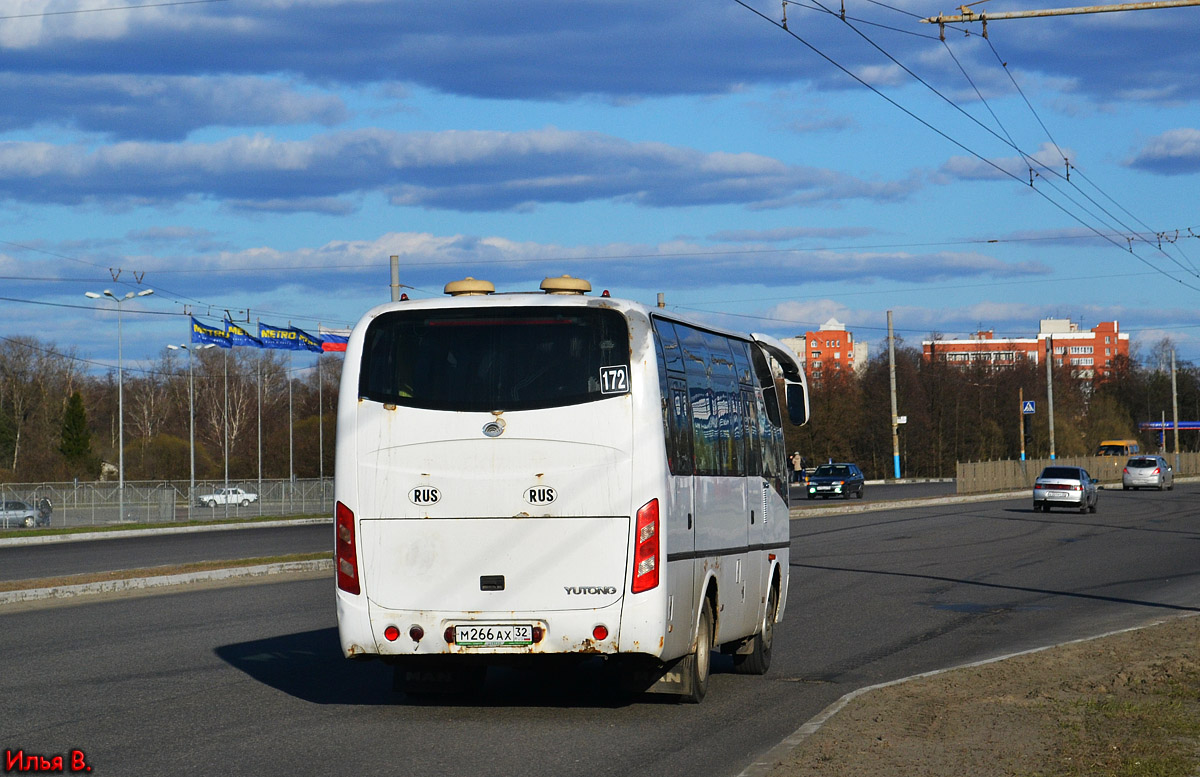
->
xmin=788 ymin=0 xmax=1195 ymax=275
xmin=735 ymin=0 xmax=1200 ymax=293
xmin=982 ymin=35 xmax=1200 ymax=274
xmin=0 ymin=0 xmax=228 ymax=21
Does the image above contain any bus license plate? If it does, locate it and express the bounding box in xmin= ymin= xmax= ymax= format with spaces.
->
xmin=455 ymin=624 xmax=533 ymax=647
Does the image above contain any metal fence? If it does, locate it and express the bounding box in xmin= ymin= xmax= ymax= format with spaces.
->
xmin=0 ymin=478 xmax=333 ymax=531
xmin=956 ymin=452 xmax=1200 ymax=494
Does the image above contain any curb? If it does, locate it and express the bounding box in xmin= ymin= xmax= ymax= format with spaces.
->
xmin=0 ymin=559 xmax=333 ymax=605
xmin=788 ymin=489 xmax=1025 ymax=519
xmin=0 ymin=517 xmax=332 ymax=548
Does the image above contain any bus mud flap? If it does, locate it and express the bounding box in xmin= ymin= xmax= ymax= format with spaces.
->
xmin=621 ymin=655 xmax=695 ymax=696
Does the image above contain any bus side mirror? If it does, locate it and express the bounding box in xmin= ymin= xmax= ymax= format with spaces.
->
xmin=785 ymin=382 xmax=808 ymax=426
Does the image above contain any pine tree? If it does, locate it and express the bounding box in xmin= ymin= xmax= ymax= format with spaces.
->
xmin=59 ymin=391 xmax=92 ymax=470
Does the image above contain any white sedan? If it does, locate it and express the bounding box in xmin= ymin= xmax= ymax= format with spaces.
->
xmin=1033 ymin=466 xmax=1098 ymax=513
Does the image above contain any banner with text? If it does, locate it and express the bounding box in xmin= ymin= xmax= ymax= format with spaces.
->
xmin=191 ymin=317 xmax=232 ymax=348
xmin=257 ymin=321 xmax=324 ymax=353
xmin=225 ymin=319 xmax=263 ymax=348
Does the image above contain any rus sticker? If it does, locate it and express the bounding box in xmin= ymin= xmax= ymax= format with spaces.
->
xmin=524 ymin=486 xmax=557 ymax=506
xmin=408 ymin=486 xmax=441 ymax=506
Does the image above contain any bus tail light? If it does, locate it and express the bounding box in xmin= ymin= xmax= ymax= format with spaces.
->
xmin=631 ymin=499 xmax=659 ymax=593
xmin=335 ymin=501 xmax=360 ymax=595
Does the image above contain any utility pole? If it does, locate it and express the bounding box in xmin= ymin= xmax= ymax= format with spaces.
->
xmin=390 ymin=255 xmax=401 ymax=302
xmin=1045 ymin=336 xmax=1056 ymax=460
xmin=1171 ymin=349 xmax=1180 ymax=470
xmin=888 ymin=311 xmax=901 ymax=480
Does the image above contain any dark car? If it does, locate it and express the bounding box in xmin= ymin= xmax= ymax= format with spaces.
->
xmin=1033 ymin=466 xmax=1098 ymax=513
xmin=806 ymin=463 xmax=865 ymax=500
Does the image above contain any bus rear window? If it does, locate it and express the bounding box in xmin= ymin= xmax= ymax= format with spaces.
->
xmin=359 ymin=306 xmax=630 ymax=412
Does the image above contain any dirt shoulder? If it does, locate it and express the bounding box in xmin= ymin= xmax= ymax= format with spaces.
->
xmin=767 ymin=615 xmax=1200 ymax=777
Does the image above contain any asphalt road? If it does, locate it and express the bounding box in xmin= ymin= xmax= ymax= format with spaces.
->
xmin=2 ymin=486 xmax=1197 ymax=777
xmin=788 ymin=478 xmax=956 ymax=505
xmin=0 ymin=523 xmax=331 ymax=583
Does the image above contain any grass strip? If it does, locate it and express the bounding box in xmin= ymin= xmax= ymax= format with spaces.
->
xmin=1025 ymin=649 xmax=1200 ymax=777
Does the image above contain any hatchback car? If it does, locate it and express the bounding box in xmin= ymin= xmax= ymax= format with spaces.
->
xmin=0 ymin=500 xmax=38 ymax=528
xmin=1033 ymin=466 xmax=1098 ymax=513
xmin=1122 ymin=456 xmax=1174 ymax=491
xmin=806 ymin=463 xmax=865 ymax=499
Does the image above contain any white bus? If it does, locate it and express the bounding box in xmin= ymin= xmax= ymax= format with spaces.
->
xmin=334 ymin=275 xmax=809 ymax=702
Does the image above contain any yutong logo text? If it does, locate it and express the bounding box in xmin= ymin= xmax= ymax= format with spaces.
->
xmin=564 ymin=586 xmax=617 ymax=595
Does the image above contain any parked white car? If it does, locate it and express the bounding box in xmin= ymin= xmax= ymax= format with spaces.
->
xmin=196 ymin=487 xmax=258 ymax=507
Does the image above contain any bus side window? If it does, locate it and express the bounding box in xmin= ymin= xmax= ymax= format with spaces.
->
xmin=704 ymin=332 xmax=740 ymax=477
xmin=689 ymin=384 xmax=718 ymax=476
xmin=654 ymin=327 xmax=673 ymax=467
xmin=679 ymin=324 xmax=716 ymax=476
xmin=669 ymin=381 xmax=694 ymax=475
xmin=742 ymin=390 xmax=761 ymax=476
xmin=655 ymin=324 xmax=694 ymax=476
xmin=652 ymin=318 xmax=685 ymax=372
xmin=731 ymin=340 xmax=754 ymax=386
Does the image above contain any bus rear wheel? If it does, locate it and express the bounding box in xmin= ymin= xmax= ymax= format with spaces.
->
xmin=681 ymin=600 xmax=713 ymax=703
xmin=732 ymin=582 xmax=776 ymax=675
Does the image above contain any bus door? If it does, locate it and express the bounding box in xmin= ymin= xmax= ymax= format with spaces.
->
xmin=664 ymin=376 xmax=696 ymax=658
xmin=741 ymin=388 xmax=768 ymax=633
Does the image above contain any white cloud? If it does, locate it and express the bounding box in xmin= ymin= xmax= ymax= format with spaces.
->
xmin=0 ymin=128 xmax=924 ymax=212
xmin=1127 ymin=128 xmax=1200 ymax=174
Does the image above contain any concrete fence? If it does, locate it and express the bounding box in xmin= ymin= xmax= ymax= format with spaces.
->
xmin=956 ymin=453 xmax=1200 ymax=494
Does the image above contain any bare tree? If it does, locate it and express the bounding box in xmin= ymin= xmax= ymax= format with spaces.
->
xmin=127 ymin=365 xmax=170 ymax=442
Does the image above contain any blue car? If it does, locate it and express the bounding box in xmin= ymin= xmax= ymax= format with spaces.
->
xmin=806 ymin=463 xmax=865 ymax=500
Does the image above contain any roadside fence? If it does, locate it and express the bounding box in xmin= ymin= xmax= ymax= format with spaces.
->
xmin=0 ymin=478 xmax=333 ymax=531
xmin=957 ymin=452 xmax=1200 ymax=494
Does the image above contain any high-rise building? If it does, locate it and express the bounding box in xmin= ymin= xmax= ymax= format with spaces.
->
xmin=782 ymin=318 xmax=868 ymax=381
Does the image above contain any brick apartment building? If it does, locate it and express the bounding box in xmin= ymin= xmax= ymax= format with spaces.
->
xmin=782 ymin=318 xmax=868 ymax=381
xmin=921 ymin=319 xmax=1129 ymax=378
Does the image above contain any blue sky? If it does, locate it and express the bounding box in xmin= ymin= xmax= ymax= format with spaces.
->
xmin=2 ymin=0 xmax=1199 ymax=371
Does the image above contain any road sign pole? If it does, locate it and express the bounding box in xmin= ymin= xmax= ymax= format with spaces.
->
xmin=1019 ymin=387 xmax=1026 ymax=461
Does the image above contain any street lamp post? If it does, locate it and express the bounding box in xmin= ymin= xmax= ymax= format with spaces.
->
xmin=167 ymin=343 xmax=216 ymax=508
xmin=86 ymin=288 xmax=154 ymax=522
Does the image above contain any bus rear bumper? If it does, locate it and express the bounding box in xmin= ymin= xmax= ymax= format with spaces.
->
xmin=338 ymin=599 xmax=660 ymax=659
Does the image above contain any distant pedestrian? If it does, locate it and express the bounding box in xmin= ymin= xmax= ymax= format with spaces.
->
xmin=791 ymin=452 xmax=804 ymax=484
xmin=36 ymin=496 xmax=52 ymax=527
